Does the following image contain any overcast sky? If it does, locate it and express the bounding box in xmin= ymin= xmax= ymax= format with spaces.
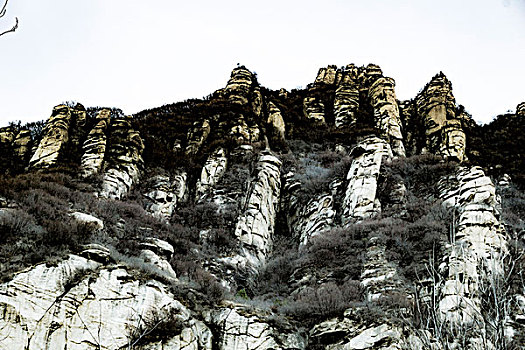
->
xmin=0 ymin=0 xmax=524 ymax=127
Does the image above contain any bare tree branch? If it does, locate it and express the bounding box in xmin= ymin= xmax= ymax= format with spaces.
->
xmin=0 ymin=0 xmax=18 ymax=37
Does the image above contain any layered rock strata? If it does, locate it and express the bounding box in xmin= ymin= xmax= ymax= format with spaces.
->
xmin=282 ymin=173 xmax=337 ymax=247
xmin=415 ymin=72 xmax=466 ymax=161
xmin=0 ymin=254 xmax=212 ymax=350
xmin=206 ymin=303 xmax=306 ymax=350
xmin=368 ymin=77 xmax=405 ymax=156
xmin=80 ymin=109 xmax=111 ymax=178
xmin=196 ymin=148 xmax=228 ymax=200
xmin=341 ymin=136 xmax=392 ymax=225
xmin=28 ymin=104 xmax=72 ymax=169
xmin=224 ymin=66 xmax=257 ymax=106
xmin=334 ymin=68 xmax=359 ymax=128
xmin=99 ymin=118 xmax=144 ymax=199
xmin=12 ymin=129 xmax=31 ymax=161
xmin=303 ymin=96 xmax=326 ymax=124
xmin=311 ymin=64 xmax=405 ymax=156
xmin=229 ymin=152 xmax=281 ymax=272
xmin=185 ymin=119 xmax=211 ymax=157
xmin=267 ymin=101 xmax=286 ymax=142
xmin=143 ymin=170 xmax=188 ymax=221
xmin=437 ymin=166 xmax=508 ymax=348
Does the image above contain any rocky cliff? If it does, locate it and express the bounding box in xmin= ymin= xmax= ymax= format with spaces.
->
xmin=0 ymin=64 xmax=524 ymax=349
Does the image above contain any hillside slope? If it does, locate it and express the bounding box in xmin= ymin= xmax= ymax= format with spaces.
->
xmin=0 ymin=64 xmax=524 ymax=349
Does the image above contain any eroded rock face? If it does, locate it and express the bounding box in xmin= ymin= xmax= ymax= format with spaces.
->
xmin=342 ymin=136 xmax=392 ymax=225
xmin=0 ymin=126 xmax=16 ymax=144
xmin=437 ymin=166 xmax=508 ymax=348
xmin=29 ymin=104 xmax=72 ymax=169
xmin=415 ymin=72 xmax=466 ymax=161
xmin=282 ymin=173 xmax=337 ymax=247
xmin=310 ymin=308 xmax=406 ymax=349
xmin=196 ymin=148 xmax=228 ymax=200
xmin=303 ymin=96 xmax=326 ymax=124
xmin=334 ymin=68 xmax=359 ymax=129
xmin=12 ymin=129 xmax=31 ymax=161
xmin=80 ymin=109 xmax=111 ymax=178
xmin=229 ymin=152 xmax=281 ymax=272
xmin=186 ymin=119 xmax=211 ymax=157
xmin=267 ymin=101 xmax=286 ymax=142
xmin=206 ymin=303 xmax=306 ymax=350
xmin=0 ymin=255 xmax=211 ymax=350
xmin=99 ymin=118 xmax=144 ymax=200
xmin=368 ymin=77 xmax=405 ymax=157
xmin=315 ymin=64 xmax=340 ymax=85
xmin=140 ymin=238 xmax=177 ymax=280
xmin=143 ymin=171 xmax=188 ymax=221
xmin=225 ymin=66 xmax=257 ymax=106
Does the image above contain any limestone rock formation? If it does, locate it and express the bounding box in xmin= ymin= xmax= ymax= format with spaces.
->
xmin=0 ymin=255 xmax=211 ymax=350
xmin=0 ymin=126 xmax=15 ymax=144
xmin=314 ymin=64 xmax=340 ymax=85
xmin=80 ymin=109 xmax=111 ymax=178
xmin=310 ymin=308 xmax=407 ymax=349
xmin=334 ymin=68 xmax=359 ymax=128
xmin=229 ymin=152 xmax=281 ymax=272
xmin=224 ymin=66 xmax=257 ymax=106
xmin=196 ymin=148 xmax=228 ymax=200
xmin=437 ymin=166 xmax=508 ymax=348
xmin=368 ymin=77 xmax=405 ymax=156
xmin=12 ymin=129 xmax=31 ymax=161
xmin=143 ymin=170 xmax=187 ymax=221
xmin=282 ymin=173 xmax=337 ymax=247
xmin=341 ymin=136 xmax=392 ymax=225
xmin=185 ymin=119 xmax=211 ymax=157
xmin=267 ymin=101 xmax=286 ymax=142
xmin=206 ymin=303 xmax=306 ymax=350
xmin=139 ymin=238 xmax=177 ymax=280
xmin=69 ymin=211 xmax=104 ymax=231
xmin=415 ymin=72 xmax=466 ymax=161
xmin=99 ymin=118 xmax=144 ymax=199
xmin=303 ymin=96 xmax=326 ymax=124
xmin=28 ymin=104 xmax=72 ymax=169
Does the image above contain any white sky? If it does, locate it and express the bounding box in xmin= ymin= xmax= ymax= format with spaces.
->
xmin=0 ymin=0 xmax=524 ymax=127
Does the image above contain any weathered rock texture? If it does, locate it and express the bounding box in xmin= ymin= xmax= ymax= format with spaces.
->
xmin=224 ymin=66 xmax=257 ymax=106
xmin=309 ymin=64 xmax=406 ymax=156
xmin=229 ymin=152 xmax=281 ymax=272
xmin=437 ymin=166 xmax=508 ymax=348
xmin=80 ymin=109 xmax=111 ymax=178
xmin=29 ymin=104 xmax=72 ymax=169
xmin=143 ymin=170 xmax=188 ymax=221
xmin=282 ymin=173 xmax=337 ymax=247
xmin=334 ymin=66 xmax=359 ymax=129
xmin=196 ymin=148 xmax=228 ymax=200
xmin=342 ymin=136 xmax=392 ymax=225
xmin=206 ymin=303 xmax=306 ymax=350
xmin=414 ymin=72 xmax=467 ymax=161
xmin=0 ymin=255 xmax=212 ymax=350
xmin=12 ymin=129 xmax=31 ymax=161
xmin=267 ymin=101 xmax=286 ymax=142
xmin=302 ymin=96 xmax=326 ymax=124
xmin=368 ymin=77 xmax=405 ymax=156
xmin=99 ymin=118 xmax=144 ymax=199
xmin=185 ymin=119 xmax=211 ymax=157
